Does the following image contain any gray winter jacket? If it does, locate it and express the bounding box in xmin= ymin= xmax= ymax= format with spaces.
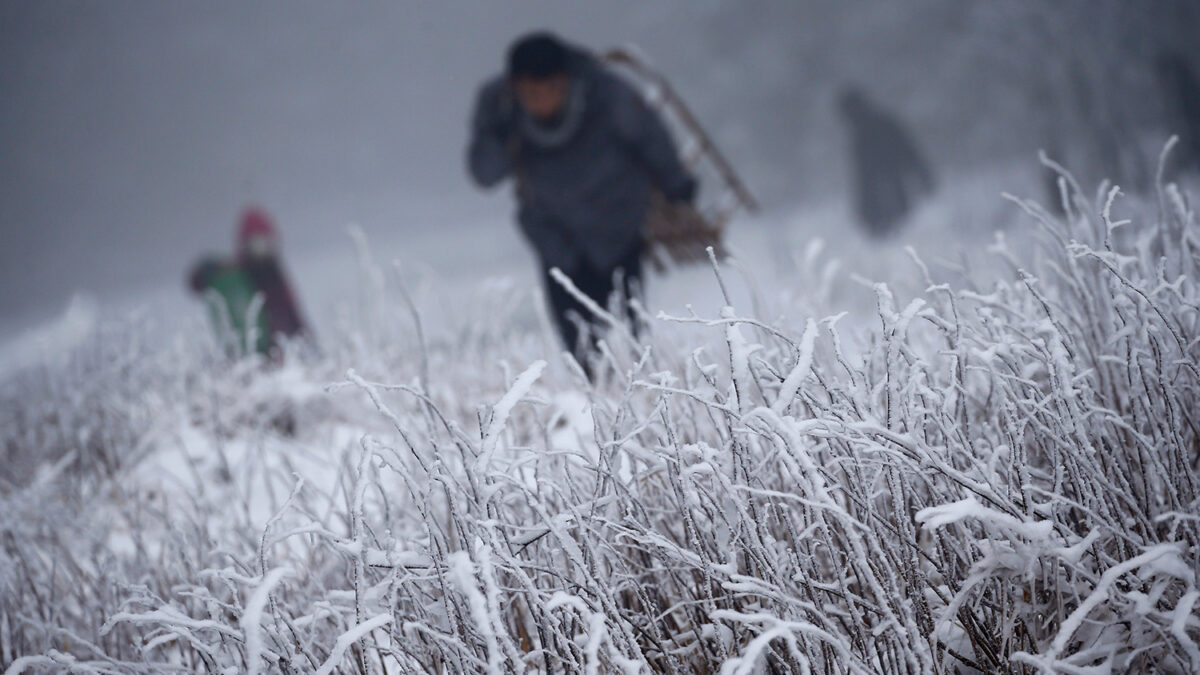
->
xmin=467 ymin=47 xmax=697 ymax=271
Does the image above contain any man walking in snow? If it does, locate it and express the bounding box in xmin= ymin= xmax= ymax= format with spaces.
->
xmin=466 ymin=32 xmax=698 ymax=372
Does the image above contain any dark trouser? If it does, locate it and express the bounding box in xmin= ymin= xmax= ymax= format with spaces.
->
xmin=543 ymin=243 xmax=643 ymax=367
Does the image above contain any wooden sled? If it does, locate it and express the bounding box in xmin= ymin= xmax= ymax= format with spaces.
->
xmin=602 ymin=46 xmax=759 ymax=270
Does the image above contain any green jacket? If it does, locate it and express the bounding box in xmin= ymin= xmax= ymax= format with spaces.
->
xmin=189 ymin=257 xmax=271 ymax=356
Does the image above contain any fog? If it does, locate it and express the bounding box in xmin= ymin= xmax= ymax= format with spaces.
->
xmin=0 ymin=2 xmax=694 ymax=334
xmin=8 ymin=5 xmax=1200 ymax=671
xmin=2 ymin=1 xmax=1196 ymax=338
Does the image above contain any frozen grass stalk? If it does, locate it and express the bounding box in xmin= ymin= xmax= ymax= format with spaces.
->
xmin=2 ymin=154 xmax=1198 ymax=673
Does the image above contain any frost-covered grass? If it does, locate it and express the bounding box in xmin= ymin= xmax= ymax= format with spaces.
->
xmin=3 ymin=156 xmax=1199 ymax=673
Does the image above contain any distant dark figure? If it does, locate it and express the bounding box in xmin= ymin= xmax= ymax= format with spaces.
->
xmin=1156 ymin=51 xmax=1200 ymax=173
xmin=188 ymin=207 xmax=308 ymax=358
xmin=466 ymin=32 xmax=697 ymax=373
xmin=837 ymin=88 xmax=935 ymax=237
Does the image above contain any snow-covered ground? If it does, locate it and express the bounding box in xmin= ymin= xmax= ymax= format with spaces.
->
xmin=3 ymin=162 xmax=1199 ymax=673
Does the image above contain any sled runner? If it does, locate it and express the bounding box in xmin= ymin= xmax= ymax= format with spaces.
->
xmin=602 ymin=46 xmax=759 ymax=269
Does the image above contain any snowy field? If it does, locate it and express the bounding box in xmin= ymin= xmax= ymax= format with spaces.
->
xmin=2 ymin=158 xmax=1199 ymax=673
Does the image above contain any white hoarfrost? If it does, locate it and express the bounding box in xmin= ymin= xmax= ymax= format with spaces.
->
xmin=2 ymin=163 xmax=1199 ymax=673
xmin=242 ymin=566 xmax=294 ymax=675
xmin=478 ymin=359 xmax=546 ymax=472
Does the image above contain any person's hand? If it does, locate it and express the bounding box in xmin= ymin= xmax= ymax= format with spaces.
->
xmin=187 ymin=257 xmax=220 ymax=293
xmin=476 ymin=79 xmax=517 ymax=140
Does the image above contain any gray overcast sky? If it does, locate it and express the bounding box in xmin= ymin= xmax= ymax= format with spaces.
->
xmin=0 ymin=2 xmax=712 ymax=332
xmin=3 ymin=2 xmax=1194 ymax=336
